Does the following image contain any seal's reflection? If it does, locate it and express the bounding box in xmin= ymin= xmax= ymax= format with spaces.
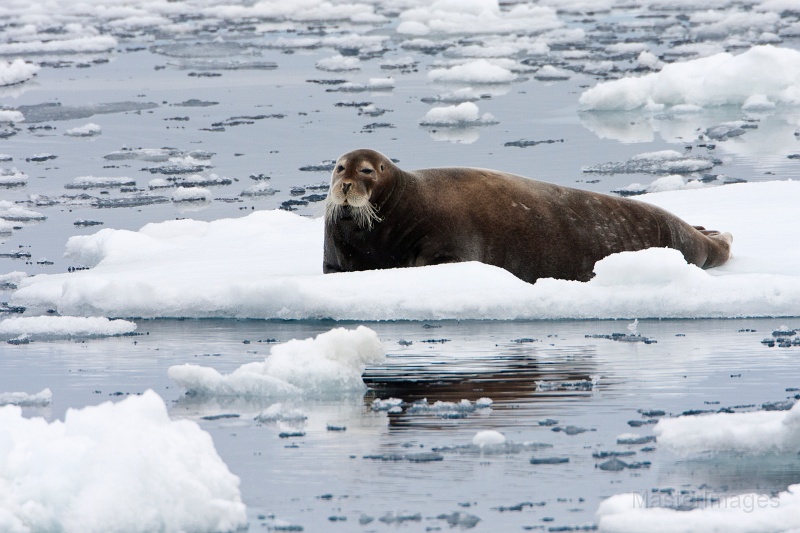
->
xmin=362 ymin=345 xmax=599 ymax=427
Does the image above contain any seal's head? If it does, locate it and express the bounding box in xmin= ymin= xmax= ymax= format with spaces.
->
xmin=326 ymin=149 xmax=389 ymax=229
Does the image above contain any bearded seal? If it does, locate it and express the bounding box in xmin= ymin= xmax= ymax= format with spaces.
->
xmin=323 ymin=148 xmax=732 ymax=284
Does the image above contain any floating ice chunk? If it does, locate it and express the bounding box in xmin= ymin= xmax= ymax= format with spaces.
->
xmin=636 ymin=51 xmax=662 ymax=70
xmin=0 ymin=388 xmax=52 ymax=407
xmin=614 ymin=175 xmax=706 ymax=196
xmin=472 ymin=430 xmax=506 ymax=447
xmin=397 ymin=21 xmax=430 ymax=36
xmin=171 ymin=186 xmax=212 ymax=203
xmin=597 ymin=484 xmax=800 ymax=533
xmin=421 ymin=88 xmax=481 ymax=104
xmin=0 ymin=35 xmax=117 ymax=55
xmin=476 ymin=397 xmax=493 ymax=408
xmin=64 ymin=176 xmax=136 ymax=189
xmin=406 ymin=398 xmax=493 ymax=418
xmin=534 ymin=65 xmax=571 ymax=81
xmin=580 ymin=45 xmax=800 ymax=111
xmin=328 ymin=77 xmax=394 ymax=92
xmin=742 ymin=94 xmax=776 ymax=111
xmin=397 ymin=1 xmax=561 ymax=35
xmin=583 ymin=151 xmax=719 ymax=175
xmin=64 ymin=123 xmax=101 ymax=137
xmin=0 ymin=271 xmax=27 ymax=290
xmin=607 ymin=42 xmax=649 ymax=57
xmin=0 ymin=200 xmax=46 ymax=222
xmin=241 ymin=181 xmax=278 ymax=196
xmin=0 ymin=316 xmax=137 ymax=338
xmin=367 ymin=77 xmax=394 ymax=90
xmin=371 ymin=397 xmax=404 ymax=412
xmin=315 ymin=54 xmax=361 ymax=72
xmin=148 ymin=178 xmax=171 ymax=190
xmin=169 ymin=326 xmax=385 ymax=398
xmin=0 ymin=169 xmax=27 ymax=187
xmin=0 ymin=109 xmax=24 ymax=123
xmin=419 ymin=102 xmax=498 ymax=127
xmin=705 ymin=121 xmax=751 ymax=140
xmin=18 ymin=101 xmax=159 ymax=124
xmin=428 ymin=59 xmax=517 ymax=84
xmin=692 ymin=11 xmax=780 ymax=40
xmin=254 ymin=403 xmax=307 ymax=423
xmin=104 ymin=148 xmax=177 ymax=162
xmin=0 ymin=59 xmax=39 ymax=87
xmin=654 ymin=401 xmax=800 ymax=455
xmin=0 ymin=390 xmax=246 ymax=532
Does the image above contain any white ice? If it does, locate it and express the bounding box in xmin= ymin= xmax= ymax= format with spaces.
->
xmin=0 ymin=316 xmax=137 ymax=337
xmin=64 ymin=123 xmax=102 ymax=137
xmin=472 ymin=430 xmax=506 ymax=447
xmin=654 ymin=401 xmax=800 ymax=455
xmin=419 ymin=102 xmax=498 ymax=127
xmin=580 ymin=46 xmax=800 ymax=111
xmin=598 ymin=484 xmax=800 ymax=533
xmin=428 ymin=59 xmax=517 ymax=84
xmin=10 ymin=180 xmax=800 ymax=320
xmin=171 ymin=187 xmax=211 ymax=203
xmin=598 ymin=402 xmax=800 ymax=531
xmin=0 ymin=388 xmax=52 ymax=407
xmin=0 ymin=59 xmax=39 ymax=87
xmin=397 ymin=0 xmax=562 ymax=36
xmin=0 ymin=390 xmax=246 ymax=533
xmin=0 ymin=169 xmax=27 ymax=187
xmin=168 ymin=325 xmax=385 ymax=398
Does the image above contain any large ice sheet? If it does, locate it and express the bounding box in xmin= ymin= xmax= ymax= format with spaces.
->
xmin=11 ymin=181 xmax=800 ymax=320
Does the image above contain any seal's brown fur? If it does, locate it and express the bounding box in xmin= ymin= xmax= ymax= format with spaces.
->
xmin=323 ymin=149 xmax=732 ymax=284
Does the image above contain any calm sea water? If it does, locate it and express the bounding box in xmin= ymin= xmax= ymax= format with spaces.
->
xmin=3 ymin=317 xmax=800 ymax=530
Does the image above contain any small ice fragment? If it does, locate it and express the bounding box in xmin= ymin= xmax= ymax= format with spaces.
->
xmin=472 ymin=430 xmax=506 ymax=447
xmin=64 ymin=123 xmax=101 ymax=137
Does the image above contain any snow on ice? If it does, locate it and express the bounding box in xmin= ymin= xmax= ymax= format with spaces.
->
xmin=10 ymin=180 xmax=800 ymax=320
xmin=597 ymin=403 xmax=800 ymax=532
xmin=597 ymin=486 xmax=800 ymax=533
xmin=654 ymin=401 xmax=800 ymax=455
xmin=0 ymin=388 xmax=52 ymax=407
xmin=0 ymin=59 xmax=39 ymax=87
xmin=0 ymin=390 xmax=246 ymax=533
xmin=419 ymin=102 xmax=498 ymax=127
xmin=0 ymin=316 xmax=137 ymax=338
xmin=580 ymin=45 xmax=800 ymax=111
xmin=168 ymin=326 xmax=385 ymax=398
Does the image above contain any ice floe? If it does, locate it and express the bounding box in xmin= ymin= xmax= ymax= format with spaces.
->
xmin=64 ymin=176 xmax=136 ymax=190
xmin=397 ymin=1 xmax=562 ymax=36
xmin=428 ymin=59 xmax=518 ymax=84
xmin=0 ymin=169 xmax=27 ymax=187
xmin=654 ymin=401 xmax=800 ymax=455
xmin=0 ymin=390 xmax=246 ymax=533
xmin=64 ymin=123 xmax=101 ymax=137
xmin=169 ymin=326 xmax=385 ymax=398
xmin=0 ymin=59 xmax=39 ymax=87
xmin=598 ymin=485 xmax=800 ymax=533
xmin=0 ymin=316 xmax=137 ymax=339
xmin=0 ymin=388 xmax=52 ymax=407
xmin=9 ymin=180 xmax=800 ymax=320
xmin=580 ymin=46 xmax=800 ymax=111
xmin=419 ymin=102 xmax=498 ymax=127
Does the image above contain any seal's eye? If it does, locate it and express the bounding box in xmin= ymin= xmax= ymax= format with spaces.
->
xmin=360 ymin=168 xmax=373 ymax=175
xmin=336 ymin=165 xmax=345 ymax=173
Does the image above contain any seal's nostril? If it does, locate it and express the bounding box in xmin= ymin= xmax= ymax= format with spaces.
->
xmin=342 ymin=182 xmax=351 ymax=193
